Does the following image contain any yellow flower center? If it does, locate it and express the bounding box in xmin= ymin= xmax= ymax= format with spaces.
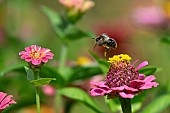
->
xmin=30 ymin=48 xmax=50 ymax=59
xmin=107 ymin=54 xmax=131 ymax=63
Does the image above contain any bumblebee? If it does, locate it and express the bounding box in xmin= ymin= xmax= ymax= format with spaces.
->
xmin=93 ymin=33 xmax=117 ymax=57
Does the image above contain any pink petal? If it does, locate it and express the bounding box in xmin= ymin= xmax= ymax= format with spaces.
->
xmin=130 ymin=80 xmax=145 ymax=89
xmin=44 ymin=51 xmax=54 ymax=56
xmin=36 ymin=46 xmax=41 ymax=51
xmin=139 ymin=74 xmax=145 ymax=80
xmin=131 ymin=59 xmax=139 ymax=68
xmin=135 ymin=61 xmax=148 ymax=71
xmin=25 ymin=46 xmax=31 ymax=53
xmin=111 ymin=86 xmax=124 ymax=91
xmin=19 ymin=51 xmax=27 ymax=55
xmin=20 ymin=55 xmax=27 ymax=59
xmin=31 ymin=45 xmax=36 ymax=50
xmin=119 ymin=92 xmax=134 ymax=98
xmin=25 ymin=57 xmax=32 ymax=62
xmin=139 ymin=82 xmax=159 ymax=90
xmin=152 ymin=82 xmax=159 ymax=87
xmin=32 ymin=59 xmax=41 ymax=65
xmin=9 ymin=100 xmax=16 ymax=104
xmin=44 ymin=54 xmax=54 ymax=59
xmin=90 ymin=81 xmax=108 ymax=88
xmin=40 ymin=48 xmax=46 ymax=52
xmin=124 ymin=85 xmax=138 ymax=92
xmin=144 ymin=75 xmax=156 ymax=82
xmin=90 ymin=88 xmax=108 ymax=96
xmin=41 ymin=57 xmax=48 ymax=63
xmin=0 ymin=92 xmax=7 ymax=103
xmin=0 ymin=95 xmax=16 ymax=109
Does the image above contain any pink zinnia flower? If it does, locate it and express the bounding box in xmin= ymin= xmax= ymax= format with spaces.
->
xmin=0 ymin=92 xmax=16 ymax=112
xmin=90 ymin=54 xmax=159 ymax=99
xmin=19 ymin=45 xmax=54 ymax=65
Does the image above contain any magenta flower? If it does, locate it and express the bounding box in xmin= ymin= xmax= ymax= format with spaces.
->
xmin=19 ymin=45 xmax=54 ymax=65
xmin=90 ymin=54 xmax=159 ymax=99
xmin=0 ymin=92 xmax=16 ymax=112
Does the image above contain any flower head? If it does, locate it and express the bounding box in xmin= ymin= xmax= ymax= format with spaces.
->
xmin=0 ymin=92 xmax=16 ymax=112
xmin=59 ymin=0 xmax=94 ymax=13
xmin=19 ymin=45 xmax=54 ymax=66
xmin=90 ymin=54 xmax=159 ymax=99
xmin=107 ymin=54 xmax=131 ymax=63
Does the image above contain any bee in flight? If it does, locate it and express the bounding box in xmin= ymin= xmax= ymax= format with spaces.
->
xmin=93 ymin=33 xmax=117 ymax=57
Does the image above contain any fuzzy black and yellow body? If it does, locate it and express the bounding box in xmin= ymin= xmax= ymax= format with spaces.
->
xmin=94 ymin=33 xmax=117 ymax=57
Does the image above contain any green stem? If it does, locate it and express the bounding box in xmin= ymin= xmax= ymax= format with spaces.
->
xmin=34 ymin=71 xmax=41 ymax=113
xmin=58 ymin=44 xmax=68 ymax=74
xmin=54 ymin=92 xmax=63 ymax=113
xmin=35 ymin=86 xmax=41 ymax=113
xmin=119 ymin=97 xmax=132 ymax=113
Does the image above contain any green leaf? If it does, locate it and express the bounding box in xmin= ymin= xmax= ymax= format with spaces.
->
xmin=41 ymin=5 xmax=66 ymax=38
xmin=68 ymin=65 xmax=102 ymax=83
xmin=58 ymin=87 xmax=104 ymax=113
xmin=89 ymin=51 xmax=110 ymax=75
xmin=0 ymin=63 xmax=25 ymax=77
xmin=64 ymin=25 xmax=94 ymax=41
xmin=140 ymin=94 xmax=170 ymax=113
xmin=24 ymin=66 xmax=34 ymax=81
xmin=132 ymin=102 xmax=142 ymax=113
xmin=138 ymin=66 xmax=160 ymax=76
xmin=40 ymin=66 xmax=65 ymax=88
xmin=160 ymin=35 xmax=170 ymax=45
xmin=31 ymin=78 xmax=56 ymax=86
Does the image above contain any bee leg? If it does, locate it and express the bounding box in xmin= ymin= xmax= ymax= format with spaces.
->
xmin=104 ymin=50 xmax=107 ymax=57
xmin=93 ymin=44 xmax=97 ymax=51
xmin=104 ymin=48 xmax=110 ymax=57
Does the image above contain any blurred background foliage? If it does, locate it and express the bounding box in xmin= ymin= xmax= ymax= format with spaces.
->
xmin=0 ymin=0 xmax=170 ymax=113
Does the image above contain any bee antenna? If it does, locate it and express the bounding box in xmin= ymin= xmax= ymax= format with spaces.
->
xmin=91 ymin=37 xmax=95 ymax=40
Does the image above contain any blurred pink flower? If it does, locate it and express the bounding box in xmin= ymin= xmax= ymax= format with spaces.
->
xmin=0 ymin=92 xmax=16 ymax=112
xmin=90 ymin=54 xmax=159 ymax=99
xmin=59 ymin=0 xmax=83 ymax=8
xmin=19 ymin=45 xmax=54 ymax=65
xmin=42 ymin=85 xmax=55 ymax=96
xmin=132 ymin=6 xmax=166 ymax=26
xmin=89 ymin=75 xmax=104 ymax=88
xmin=59 ymin=0 xmax=94 ymax=12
